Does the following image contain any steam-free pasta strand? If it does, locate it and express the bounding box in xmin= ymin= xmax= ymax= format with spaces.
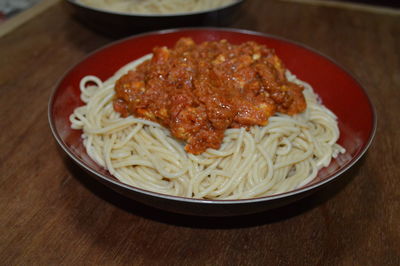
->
xmin=77 ymin=0 xmax=237 ymax=14
xmin=70 ymin=54 xmax=345 ymax=199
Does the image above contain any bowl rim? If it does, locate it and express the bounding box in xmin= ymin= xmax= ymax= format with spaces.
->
xmin=48 ymin=27 xmax=377 ymax=205
xmin=65 ymin=0 xmax=244 ymax=17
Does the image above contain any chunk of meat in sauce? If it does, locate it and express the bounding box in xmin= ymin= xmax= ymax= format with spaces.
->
xmin=113 ymin=38 xmax=306 ymax=154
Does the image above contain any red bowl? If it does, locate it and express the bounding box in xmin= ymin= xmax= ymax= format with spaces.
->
xmin=48 ymin=28 xmax=376 ymax=216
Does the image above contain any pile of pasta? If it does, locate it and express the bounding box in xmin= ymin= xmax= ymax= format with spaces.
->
xmin=77 ymin=0 xmax=237 ymax=14
xmin=70 ymin=54 xmax=345 ymax=200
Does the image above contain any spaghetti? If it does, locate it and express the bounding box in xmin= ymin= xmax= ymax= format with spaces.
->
xmin=70 ymin=45 xmax=345 ymax=200
xmin=77 ymin=0 xmax=238 ymax=14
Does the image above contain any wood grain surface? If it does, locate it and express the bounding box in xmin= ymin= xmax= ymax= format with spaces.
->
xmin=1 ymin=1 xmax=399 ymax=265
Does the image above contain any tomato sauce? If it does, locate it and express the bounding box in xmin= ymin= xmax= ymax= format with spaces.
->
xmin=113 ymin=38 xmax=306 ymax=154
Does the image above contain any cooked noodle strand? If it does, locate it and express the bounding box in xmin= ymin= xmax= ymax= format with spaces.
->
xmin=70 ymin=55 xmax=345 ymax=199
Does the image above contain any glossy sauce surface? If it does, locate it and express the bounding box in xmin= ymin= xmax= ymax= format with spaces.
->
xmin=114 ymin=38 xmax=306 ymax=154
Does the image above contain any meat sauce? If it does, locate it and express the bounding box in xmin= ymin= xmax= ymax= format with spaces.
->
xmin=113 ymin=38 xmax=306 ymax=154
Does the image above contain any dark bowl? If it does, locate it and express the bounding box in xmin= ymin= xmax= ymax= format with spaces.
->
xmin=49 ymin=28 xmax=376 ymax=216
xmin=65 ymin=0 xmax=245 ymax=36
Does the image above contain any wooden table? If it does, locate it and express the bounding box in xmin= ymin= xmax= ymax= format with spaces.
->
xmin=1 ymin=0 xmax=399 ymax=265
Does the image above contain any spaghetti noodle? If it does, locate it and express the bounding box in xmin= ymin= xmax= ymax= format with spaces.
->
xmin=77 ymin=0 xmax=238 ymax=14
xmin=70 ymin=44 xmax=345 ymax=200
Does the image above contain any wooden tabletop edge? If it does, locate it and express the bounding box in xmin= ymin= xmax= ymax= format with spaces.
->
xmin=281 ymin=0 xmax=400 ymax=15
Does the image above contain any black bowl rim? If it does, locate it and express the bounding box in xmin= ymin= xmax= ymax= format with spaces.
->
xmin=65 ymin=0 xmax=244 ymax=17
xmin=48 ymin=27 xmax=377 ymax=205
